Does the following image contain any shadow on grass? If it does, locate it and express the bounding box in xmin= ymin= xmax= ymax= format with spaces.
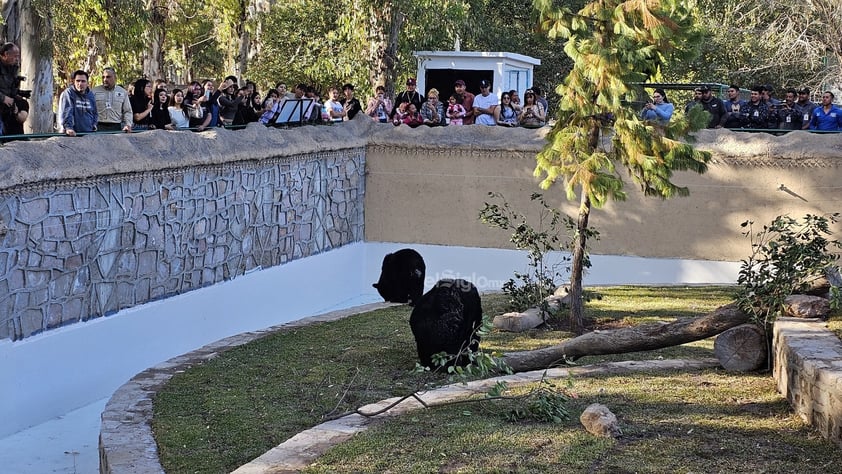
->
xmin=152 ymin=286 xmax=756 ymax=473
xmin=306 ymin=371 xmax=842 ymax=474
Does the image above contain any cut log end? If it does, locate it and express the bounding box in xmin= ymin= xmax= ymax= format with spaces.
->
xmin=713 ymin=323 xmax=767 ymax=372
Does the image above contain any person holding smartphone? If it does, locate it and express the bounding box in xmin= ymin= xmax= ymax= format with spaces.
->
xmin=185 ymin=81 xmax=212 ymax=131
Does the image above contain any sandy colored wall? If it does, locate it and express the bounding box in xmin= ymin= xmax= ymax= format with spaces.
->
xmin=364 ymin=128 xmax=842 ymax=262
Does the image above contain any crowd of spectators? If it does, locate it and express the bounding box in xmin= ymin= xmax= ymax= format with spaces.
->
xmin=2 ymin=39 xmax=841 ymax=138
xmin=0 ymin=51 xmax=555 ymax=138
xmin=642 ymin=84 xmax=842 ymax=131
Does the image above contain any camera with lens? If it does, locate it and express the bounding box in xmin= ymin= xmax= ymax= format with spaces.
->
xmin=14 ymin=75 xmax=31 ymax=99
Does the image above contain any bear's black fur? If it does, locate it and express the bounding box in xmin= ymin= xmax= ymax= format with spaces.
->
xmin=372 ymin=248 xmax=425 ymax=305
xmin=409 ymin=279 xmax=483 ymax=368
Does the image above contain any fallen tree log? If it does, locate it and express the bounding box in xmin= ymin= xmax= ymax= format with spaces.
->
xmin=714 ymin=323 xmax=767 ymax=372
xmin=501 ymin=302 xmax=750 ymax=373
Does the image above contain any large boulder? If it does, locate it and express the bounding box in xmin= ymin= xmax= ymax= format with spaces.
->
xmin=409 ymin=279 xmax=482 ymax=368
xmin=372 ymin=248 xmax=425 ymax=305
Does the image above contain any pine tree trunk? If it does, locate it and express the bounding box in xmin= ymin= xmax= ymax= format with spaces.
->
xmin=568 ymin=192 xmax=591 ymax=335
xmin=502 ymin=303 xmax=749 ymax=373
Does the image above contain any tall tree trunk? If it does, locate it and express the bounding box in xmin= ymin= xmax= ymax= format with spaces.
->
xmin=3 ymin=0 xmax=54 ymax=134
xmin=368 ymin=3 xmax=403 ymax=98
xmin=142 ymin=0 xmax=165 ymax=81
xmin=237 ymin=29 xmax=249 ymax=81
xmin=568 ymin=119 xmax=603 ymax=334
xmin=568 ymin=192 xmax=590 ymax=335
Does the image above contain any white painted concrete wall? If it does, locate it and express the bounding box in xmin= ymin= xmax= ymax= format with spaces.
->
xmin=0 ymin=242 xmax=740 ymax=472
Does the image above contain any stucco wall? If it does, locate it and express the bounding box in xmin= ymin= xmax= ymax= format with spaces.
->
xmin=364 ymin=128 xmax=842 ymax=262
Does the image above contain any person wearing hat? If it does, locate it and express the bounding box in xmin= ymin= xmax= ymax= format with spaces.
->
xmin=453 ymin=79 xmax=475 ymax=125
xmin=472 ymin=79 xmax=498 ymax=125
xmin=794 ymin=87 xmax=817 ymax=130
xmin=392 ymin=78 xmax=424 ymax=119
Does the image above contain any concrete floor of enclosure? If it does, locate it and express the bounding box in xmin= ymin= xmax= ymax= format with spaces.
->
xmin=0 ymin=242 xmax=740 ymax=473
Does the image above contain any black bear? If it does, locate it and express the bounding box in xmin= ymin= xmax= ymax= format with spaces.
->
xmin=372 ymin=248 xmax=425 ymax=305
xmin=409 ymin=279 xmax=483 ymax=368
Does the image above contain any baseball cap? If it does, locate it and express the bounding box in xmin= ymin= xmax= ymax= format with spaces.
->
xmin=480 ymin=79 xmax=490 ymax=88
xmin=454 ymin=79 xmax=465 ymax=87
xmin=406 ymin=78 xmax=416 ymax=85
xmin=695 ymin=85 xmax=710 ymax=93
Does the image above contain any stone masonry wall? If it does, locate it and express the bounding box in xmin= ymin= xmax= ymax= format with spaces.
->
xmin=773 ymin=318 xmax=842 ymax=447
xmin=0 ymin=123 xmax=367 ymax=341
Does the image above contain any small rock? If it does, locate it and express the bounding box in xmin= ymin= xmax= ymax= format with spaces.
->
xmin=783 ymin=295 xmax=831 ymax=319
xmin=580 ymin=403 xmax=621 ymax=438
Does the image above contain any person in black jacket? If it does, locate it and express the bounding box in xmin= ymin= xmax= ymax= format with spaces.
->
xmin=392 ymin=77 xmax=424 ymax=118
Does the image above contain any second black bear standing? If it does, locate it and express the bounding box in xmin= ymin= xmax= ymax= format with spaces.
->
xmin=372 ymin=248 xmax=425 ymax=305
xmin=410 ymin=279 xmax=483 ymax=368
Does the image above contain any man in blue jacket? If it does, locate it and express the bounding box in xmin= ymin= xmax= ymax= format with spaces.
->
xmin=59 ymin=70 xmax=97 ymax=136
xmin=809 ymin=91 xmax=842 ymax=131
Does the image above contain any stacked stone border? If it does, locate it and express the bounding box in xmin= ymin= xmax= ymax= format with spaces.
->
xmin=98 ymin=301 xmax=398 ymax=474
xmin=773 ymin=317 xmax=842 ymax=447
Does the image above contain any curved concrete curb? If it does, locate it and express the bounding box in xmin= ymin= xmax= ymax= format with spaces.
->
xmin=98 ymin=302 xmax=398 ymax=474
xmin=232 ymin=358 xmax=721 ymax=473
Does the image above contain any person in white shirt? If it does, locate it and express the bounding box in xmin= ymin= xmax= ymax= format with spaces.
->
xmin=167 ymin=89 xmax=191 ymax=129
xmin=472 ymin=80 xmax=498 ymax=125
xmin=324 ymin=86 xmax=344 ymax=123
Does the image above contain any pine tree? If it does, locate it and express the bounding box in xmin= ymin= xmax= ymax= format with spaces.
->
xmin=532 ymin=0 xmax=712 ymax=333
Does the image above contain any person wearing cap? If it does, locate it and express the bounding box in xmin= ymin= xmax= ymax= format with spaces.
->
xmin=697 ymin=85 xmax=726 ymax=128
xmin=722 ymin=85 xmax=746 ymax=129
xmin=340 ymin=83 xmax=362 ymax=121
xmin=794 ymin=87 xmax=817 ymax=130
xmin=472 ymin=79 xmax=498 ymax=125
xmin=392 ymin=78 xmax=423 ymax=119
xmin=808 ymin=91 xmax=842 ymax=131
xmin=453 ymin=79 xmax=475 ymax=125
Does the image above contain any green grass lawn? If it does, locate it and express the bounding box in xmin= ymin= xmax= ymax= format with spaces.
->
xmin=152 ymin=286 xmax=842 ymax=473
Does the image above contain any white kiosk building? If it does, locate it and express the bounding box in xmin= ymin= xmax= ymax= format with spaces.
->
xmin=413 ymin=50 xmax=541 ymax=99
